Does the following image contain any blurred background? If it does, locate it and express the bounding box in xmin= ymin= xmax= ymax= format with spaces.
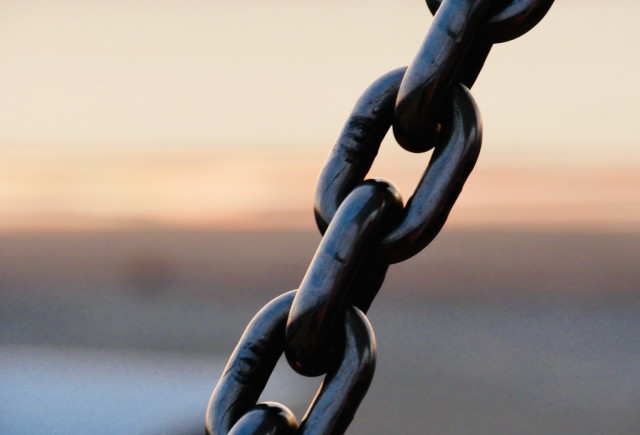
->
xmin=1 ymin=0 xmax=639 ymax=433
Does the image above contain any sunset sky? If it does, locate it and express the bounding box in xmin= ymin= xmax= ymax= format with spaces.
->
xmin=1 ymin=0 xmax=639 ymax=231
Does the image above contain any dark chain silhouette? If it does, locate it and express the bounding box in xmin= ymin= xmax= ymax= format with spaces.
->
xmin=206 ymin=1 xmax=555 ymax=433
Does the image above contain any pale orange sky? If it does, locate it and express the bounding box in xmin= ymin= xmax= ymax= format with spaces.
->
xmin=1 ymin=1 xmax=639 ymax=231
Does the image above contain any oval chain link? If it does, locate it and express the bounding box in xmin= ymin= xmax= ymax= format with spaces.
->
xmin=394 ymin=0 xmax=554 ymax=152
xmin=286 ymin=179 xmax=402 ymax=376
xmin=316 ymin=75 xmax=481 ymax=264
xmin=206 ymin=291 xmax=377 ymax=434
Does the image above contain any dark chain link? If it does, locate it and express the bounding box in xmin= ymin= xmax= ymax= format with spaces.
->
xmin=206 ymin=1 xmax=554 ymax=433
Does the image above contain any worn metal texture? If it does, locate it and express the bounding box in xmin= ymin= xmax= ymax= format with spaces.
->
xmin=316 ymin=80 xmax=481 ymax=264
xmin=206 ymin=291 xmax=376 ymax=435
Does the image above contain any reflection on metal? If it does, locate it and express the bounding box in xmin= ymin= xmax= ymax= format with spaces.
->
xmin=206 ymin=0 xmax=555 ymax=432
xmin=206 ymin=291 xmax=376 ymax=435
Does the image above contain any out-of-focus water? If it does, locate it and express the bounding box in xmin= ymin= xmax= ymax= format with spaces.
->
xmin=0 ymin=346 xmax=220 ymax=434
xmin=1 ymin=230 xmax=639 ymax=433
xmin=0 ymin=346 xmax=311 ymax=435
xmin=359 ymin=299 xmax=640 ymax=434
xmin=2 ymin=302 xmax=640 ymax=434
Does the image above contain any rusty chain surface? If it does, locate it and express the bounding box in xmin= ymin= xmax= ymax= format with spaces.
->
xmin=206 ymin=0 xmax=554 ymax=433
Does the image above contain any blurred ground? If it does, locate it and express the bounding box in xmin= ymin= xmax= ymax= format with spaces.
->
xmin=1 ymin=229 xmax=640 ymax=433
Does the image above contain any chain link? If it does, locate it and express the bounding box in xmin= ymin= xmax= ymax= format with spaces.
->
xmin=206 ymin=0 xmax=554 ymax=433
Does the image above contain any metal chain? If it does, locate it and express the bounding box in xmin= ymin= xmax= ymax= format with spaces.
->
xmin=206 ymin=1 xmax=554 ymax=433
